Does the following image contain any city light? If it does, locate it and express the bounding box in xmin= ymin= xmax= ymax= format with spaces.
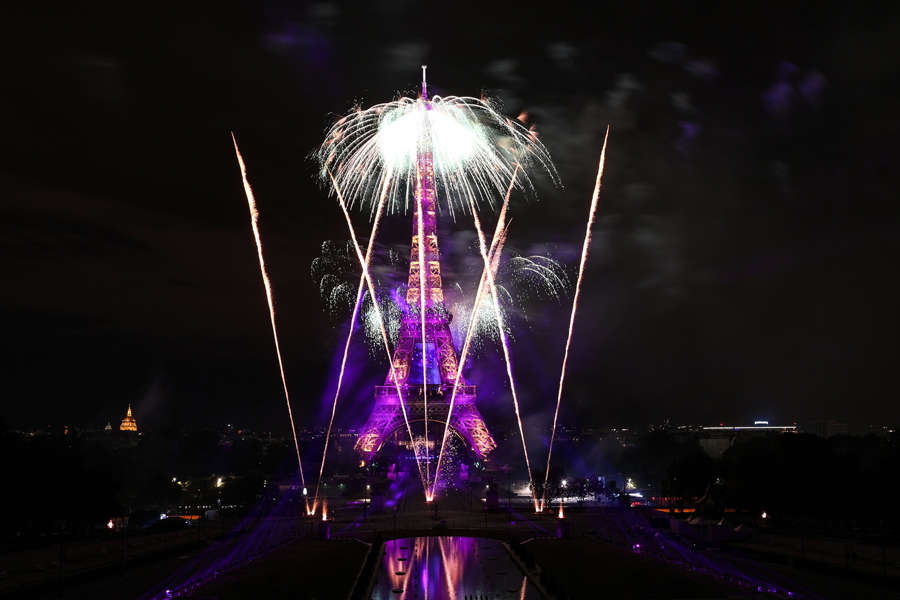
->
xmin=106 ymin=520 xmax=114 ymax=530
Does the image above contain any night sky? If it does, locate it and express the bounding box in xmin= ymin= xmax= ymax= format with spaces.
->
xmin=4 ymin=2 xmax=899 ymax=433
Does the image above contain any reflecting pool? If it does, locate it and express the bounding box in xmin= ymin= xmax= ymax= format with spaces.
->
xmin=371 ymin=536 xmax=538 ymax=599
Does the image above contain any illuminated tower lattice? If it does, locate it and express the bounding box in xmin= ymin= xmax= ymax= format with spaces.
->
xmin=355 ymin=80 xmax=496 ymax=462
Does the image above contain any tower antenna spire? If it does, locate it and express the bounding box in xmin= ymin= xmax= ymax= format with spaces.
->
xmin=421 ymin=65 xmax=428 ymax=100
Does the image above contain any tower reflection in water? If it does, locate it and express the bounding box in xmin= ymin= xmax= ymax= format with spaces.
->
xmin=372 ymin=536 xmax=535 ymax=599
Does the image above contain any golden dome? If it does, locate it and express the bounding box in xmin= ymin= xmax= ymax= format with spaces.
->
xmin=120 ymin=404 xmax=138 ymax=432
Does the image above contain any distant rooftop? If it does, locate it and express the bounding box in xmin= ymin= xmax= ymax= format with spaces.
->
xmin=702 ymin=424 xmax=796 ymax=431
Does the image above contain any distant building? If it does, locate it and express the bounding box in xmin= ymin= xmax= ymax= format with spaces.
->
xmin=104 ymin=420 xmax=113 ymax=433
xmin=119 ymin=404 xmax=138 ymax=432
xmin=699 ymin=423 xmax=797 ymax=458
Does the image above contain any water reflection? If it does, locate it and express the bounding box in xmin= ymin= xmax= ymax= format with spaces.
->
xmin=372 ymin=536 xmax=536 ymax=599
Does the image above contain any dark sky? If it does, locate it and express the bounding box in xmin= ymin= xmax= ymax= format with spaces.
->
xmin=3 ymin=1 xmax=899 ymax=433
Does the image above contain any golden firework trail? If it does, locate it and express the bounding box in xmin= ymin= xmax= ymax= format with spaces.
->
xmin=430 ymin=165 xmax=518 ymax=499
xmin=415 ymin=167 xmax=431 ymax=492
xmin=311 ymin=174 xmax=392 ymax=514
xmin=327 ymin=168 xmax=429 ymax=495
xmin=540 ymin=126 xmax=609 ymax=512
xmin=468 ymin=195 xmax=539 ymax=511
xmin=231 ymin=133 xmax=309 ymax=514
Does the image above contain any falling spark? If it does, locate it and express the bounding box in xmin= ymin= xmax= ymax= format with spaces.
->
xmin=231 ymin=133 xmax=309 ymax=514
xmin=558 ymin=500 xmax=565 ymax=519
xmin=541 ymin=126 xmax=609 ymax=512
xmin=506 ymin=255 xmax=569 ymax=302
xmin=321 ymin=498 xmax=328 ymax=521
xmin=311 ymin=174 xmax=392 ymax=514
xmin=430 ymin=166 xmax=518 ymax=499
xmin=468 ymin=195 xmax=539 ymax=511
xmin=328 ymin=169 xmax=429 ymax=495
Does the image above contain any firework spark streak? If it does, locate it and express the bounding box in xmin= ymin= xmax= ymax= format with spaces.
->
xmin=418 ymin=66 xmax=432 ymax=493
xmin=231 ymin=133 xmax=309 ymax=513
xmin=430 ymin=165 xmax=518 ymax=499
xmin=311 ymin=175 xmax=392 ymax=514
xmin=540 ymin=126 xmax=609 ymax=512
xmin=327 ymin=169 xmax=429 ymax=495
xmin=416 ymin=168 xmax=431 ymax=492
xmin=468 ymin=196 xmax=540 ymax=511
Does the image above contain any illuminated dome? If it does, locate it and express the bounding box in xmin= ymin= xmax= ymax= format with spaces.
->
xmin=119 ymin=404 xmax=138 ymax=432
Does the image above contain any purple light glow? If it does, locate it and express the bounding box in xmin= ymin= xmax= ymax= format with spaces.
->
xmin=372 ymin=536 xmax=538 ymax=598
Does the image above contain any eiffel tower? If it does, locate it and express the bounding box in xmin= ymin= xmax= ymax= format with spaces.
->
xmin=354 ymin=73 xmax=497 ymax=463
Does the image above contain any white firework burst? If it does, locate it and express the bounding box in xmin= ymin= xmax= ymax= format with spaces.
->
xmin=316 ymin=93 xmax=557 ymax=217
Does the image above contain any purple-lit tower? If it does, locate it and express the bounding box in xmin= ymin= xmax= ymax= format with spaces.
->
xmin=355 ymin=70 xmax=497 ymax=463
